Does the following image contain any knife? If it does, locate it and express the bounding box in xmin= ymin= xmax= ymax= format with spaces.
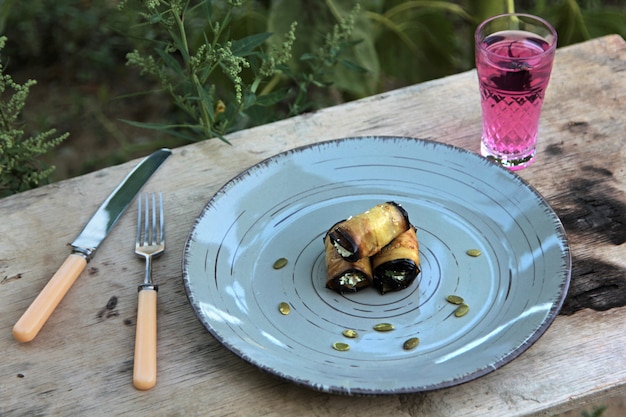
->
xmin=13 ymin=148 xmax=172 ymax=343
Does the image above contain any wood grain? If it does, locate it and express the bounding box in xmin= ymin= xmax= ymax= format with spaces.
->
xmin=0 ymin=35 xmax=624 ymax=417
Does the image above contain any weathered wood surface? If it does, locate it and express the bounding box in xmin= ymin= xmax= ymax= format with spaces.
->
xmin=1 ymin=35 xmax=624 ymax=417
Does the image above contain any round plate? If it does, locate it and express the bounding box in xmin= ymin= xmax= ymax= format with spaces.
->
xmin=182 ymin=136 xmax=571 ymax=395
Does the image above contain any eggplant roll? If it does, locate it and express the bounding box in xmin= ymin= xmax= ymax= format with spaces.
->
xmin=327 ymin=201 xmax=410 ymax=262
xmin=371 ymin=226 xmax=420 ymax=294
xmin=324 ymin=235 xmax=373 ymax=293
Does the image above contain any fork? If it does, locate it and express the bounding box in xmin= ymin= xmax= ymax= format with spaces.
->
xmin=133 ymin=192 xmax=164 ymax=390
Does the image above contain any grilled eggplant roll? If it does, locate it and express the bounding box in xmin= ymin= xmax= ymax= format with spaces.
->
xmin=371 ymin=225 xmax=420 ymax=294
xmin=327 ymin=202 xmax=410 ymax=262
xmin=324 ymin=234 xmax=373 ymax=293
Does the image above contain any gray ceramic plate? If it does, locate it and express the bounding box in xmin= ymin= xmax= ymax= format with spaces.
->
xmin=182 ymin=136 xmax=571 ymax=395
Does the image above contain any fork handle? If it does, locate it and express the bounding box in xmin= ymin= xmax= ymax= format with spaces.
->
xmin=13 ymin=253 xmax=87 ymax=343
xmin=133 ymin=285 xmax=158 ymax=390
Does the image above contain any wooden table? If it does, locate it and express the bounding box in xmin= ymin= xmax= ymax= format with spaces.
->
xmin=1 ymin=35 xmax=624 ymax=417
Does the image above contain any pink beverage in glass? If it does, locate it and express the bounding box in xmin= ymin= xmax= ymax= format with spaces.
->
xmin=475 ymin=14 xmax=557 ymax=170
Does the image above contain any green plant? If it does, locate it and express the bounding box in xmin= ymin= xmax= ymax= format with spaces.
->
xmin=0 ymin=36 xmax=68 ymax=197
xmin=121 ymin=0 xmax=363 ymax=143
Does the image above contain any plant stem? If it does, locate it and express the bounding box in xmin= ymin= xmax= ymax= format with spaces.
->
xmin=506 ymin=0 xmax=515 ymax=14
xmin=259 ymin=73 xmax=282 ymax=96
xmin=175 ymin=7 xmax=214 ymax=138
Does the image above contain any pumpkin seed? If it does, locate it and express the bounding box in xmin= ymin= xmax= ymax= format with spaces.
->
xmin=446 ymin=295 xmax=465 ymax=305
xmin=403 ymin=337 xmax=420 ymax=350
xmin=454 ymin=303 xmax=470 ymax=317
xmin=342 ymin=329 xmax=358 ymax=338
xmin=466 ymin=249 xmax=481 ymax=257
xmin=273 ymin=257 xmax=288 ymax=269
xmin=278 ymin=302 xmax=291 ymax=315
xmin=373 ymin=323 xmax=395 ymax=332
xmin=332 ymin=342 xmax=350 ymax=351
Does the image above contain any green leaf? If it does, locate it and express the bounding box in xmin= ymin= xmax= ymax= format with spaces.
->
xmin=119 ymin=119 xmax=190 ymax=131
xmin=339 ymin=59 xmax=368 ymax=74
xmin=231 ymin=32 xmax=273 ymax=56
xmin=254 ymin=88 xmax=289 ymax=107
xmin=154 ymin=47 xmax=184 ymax=75
xmin=300 ymin=53 xmax=317 ymax=61
xmin=243 ymin=91 xmax=256 ymax=108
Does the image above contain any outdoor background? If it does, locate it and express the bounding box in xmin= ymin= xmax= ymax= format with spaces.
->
xmin=1 ymin=0 xmax=625 ymax=193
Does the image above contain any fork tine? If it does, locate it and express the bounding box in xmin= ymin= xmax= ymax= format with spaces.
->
xmin=158 ymin=192 xmax=164 ymax=245
xmin=150 ymin=193 xmax=156 ymax=245
xmin=136 ymin=193 xmax=164 ymax=248
xmin=143 ymin=193 xmax=150 ymax=246
xmin=136 ymin=193 xmax=143 ymax=247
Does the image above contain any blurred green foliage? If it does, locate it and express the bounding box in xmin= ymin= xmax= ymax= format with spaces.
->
xmin=0 ymin=0 xmax=624 ymax=193
xmin=2 ymin=0 xmax=625 ymax=91
xmin=1 ymin=0 xmax=141 ymax=82
xmin=0 ymin=36 xmax=69 ymax=197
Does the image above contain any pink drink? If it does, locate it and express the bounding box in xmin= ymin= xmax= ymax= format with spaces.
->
xmin=475 ymin=16 xmax=557 ymax=170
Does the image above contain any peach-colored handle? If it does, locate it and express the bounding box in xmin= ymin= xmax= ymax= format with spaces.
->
xmin=133 ymin=288 xmax=157 ymax=390
xmin=13 ymin=253 xmax=87 ymax=343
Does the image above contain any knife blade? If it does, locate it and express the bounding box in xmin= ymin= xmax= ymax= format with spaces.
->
xmin=13 ymin=148 xmax=172 ymax=343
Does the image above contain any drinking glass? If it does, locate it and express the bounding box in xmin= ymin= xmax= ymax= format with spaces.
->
xmin=475 ymin=13 xmax=557 ymax=170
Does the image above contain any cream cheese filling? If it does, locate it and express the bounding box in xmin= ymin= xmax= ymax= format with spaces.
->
xmin=338 ymin=272 xmax=365 ymax=288
xmin=333 ymin=240 xmax=354 ymax=258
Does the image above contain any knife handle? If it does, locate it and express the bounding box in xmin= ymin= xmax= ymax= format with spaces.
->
xmin=13 ymin=253 xmax=87 ymax=343
xmin=133 ymin=286 xmax=157 ymax=390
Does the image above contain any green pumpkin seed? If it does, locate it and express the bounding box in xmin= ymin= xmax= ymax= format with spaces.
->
xmin=454 ymin=303 xmax=470 ymax=317
xmin=403 ymin=337 xmax=420 ymax=350
xmin=446 ymin=295 xmax=465 ymax=305
xmin=278 ymin=302 xmax=291 ymax=315
xmin=332 ymin=342 xmax=350 ymax=351
xmin=342 ymin=329 xmax=358 ymax=338
xmin=466 ymin=249 xmax=481 ymax=257
xmin=373 ymin=323 xmax=395 ymax=332
xmin=273 ymin=257 xmax=288 ymax=269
